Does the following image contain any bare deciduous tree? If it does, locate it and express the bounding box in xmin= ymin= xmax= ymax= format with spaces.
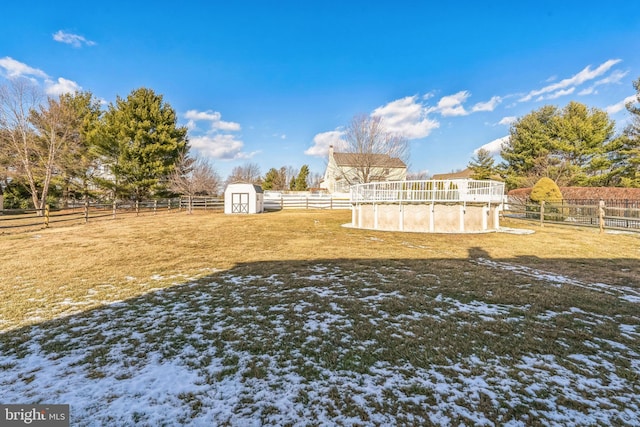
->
xmin=226 ymin=162 xmax=262 ymax=185
xmin=406 ymin=170 xmax=430 ymax=180
xmin=0 ymin=80 xmax=92 ymax=213
xmin=338 ymin=114 xmax=409 ymax=185
xmin=28 ymin=96 xmax=78 ymax=213
xmin=169 ymin=152 xmax=222 ymax=213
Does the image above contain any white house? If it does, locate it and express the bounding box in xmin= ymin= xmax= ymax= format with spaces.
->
xmin=224 ymin=183 xmax=264 ymax=214
xmin=320 ymin=145 xmax=407 ymax=193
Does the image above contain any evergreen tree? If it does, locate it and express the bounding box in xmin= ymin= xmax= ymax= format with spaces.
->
xmin=55 ymin=91 xmax=103 ymax=206
xmin=294 ymin=164 xmax=310 ymax=191
xmin=262 ymin=168 xmax=279 ymax=190
xmin=97 ymin=88 xmax=187 ymax=202
xmin=262 ymin=167 xmax=287 ymax=190
xmin=500 ymin=105 xmax=556 ymax=189
xmin=468 ymin=148 xmax=496 ymax=180
xmin=618 ymin=77 xmax=640 ymax=187
xmin=501 ymin=102 xmax=617 ymax=189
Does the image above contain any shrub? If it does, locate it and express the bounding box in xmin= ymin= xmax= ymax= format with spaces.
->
xmin=530 ymin=177 xmax=563 ymax=203
xmin=529 ymin=178 xmax=564 ymax=221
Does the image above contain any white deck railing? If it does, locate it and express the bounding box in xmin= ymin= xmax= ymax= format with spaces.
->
xmin=350 ymin=180 xmax=505 ymax=204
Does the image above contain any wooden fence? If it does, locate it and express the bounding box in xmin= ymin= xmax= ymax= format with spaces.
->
xmin=503 ymin=199 xmax=640 ymax=232
xmin=179 ymin=196 xmax=224 ymax=210
xmin=0 ymin=199 xmax=180 ymax=233
xmin=0 ymin=194 xmax=351 ymax=233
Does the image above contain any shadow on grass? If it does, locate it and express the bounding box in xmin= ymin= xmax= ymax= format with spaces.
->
xmin=1 ymin=252 xmax=639 ymax=425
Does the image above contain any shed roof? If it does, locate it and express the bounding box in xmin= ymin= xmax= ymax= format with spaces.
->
xmin=225 ymin=182 xmax=264 ymax=193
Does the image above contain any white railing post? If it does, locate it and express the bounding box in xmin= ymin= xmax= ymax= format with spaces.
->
xmin=349 ymin=180 xmax=504 ymax=205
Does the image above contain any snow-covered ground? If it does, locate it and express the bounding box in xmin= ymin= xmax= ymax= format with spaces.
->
xmin=1 ymin=261 xmax=638 ymax=426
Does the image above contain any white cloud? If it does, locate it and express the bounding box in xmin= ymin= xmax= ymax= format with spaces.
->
xmin=184 ymin=109 xmax=241 ymax=132
xmin=436 ymin=91 xmax=470 ymax=116
xmin=519 ymin=59 xmax=622 ymax=102
xmin=471 ymin=96 xmax=502 ymax=112
xmin=0 ymin=57 xmax=81 ymax=96
xmin=475 ymin=135 xmax=509 ymax=156
xmin=579 ymin=69 xmax=629 ymax=96
xmin=498 ymin=116 xmax=517 ymax=126
xmin=190 ymin=134 xmax=255 ymax=160
xmin=372 ymin=96 xmax=440 ymax=139
xmin=605 ymin=95 xmax=637 ymax=114
xmin=537 ymin=87 xmax=575 ymax=101
xmin=45 ymin=77 xmax=82 ymax=96
xmin=595 ymin=69 xmax=628 ymax=86
xmin=578 ymin=87 xmax=596 ymax=96
xmin=53 ymin=30 xmax=96 ymax=48
xmin=422 ymin=91 xmax=436 ymax=100
xmin=304 ymin=130 xmax=345 ymax=157
xmin=0 ymin=56 xmax=48 ymax=79
xmin=216 ymin=120 xmax=242 ymax=131
xmin=185 ymin=110 xmax=221 ymax=121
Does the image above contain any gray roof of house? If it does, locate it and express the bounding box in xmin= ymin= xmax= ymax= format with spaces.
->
xmin=333 ymin=152 xmax=406 ymax=168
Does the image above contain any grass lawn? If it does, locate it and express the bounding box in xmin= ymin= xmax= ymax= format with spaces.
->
xmin=1 ymin=210 xmax=639 ymax=426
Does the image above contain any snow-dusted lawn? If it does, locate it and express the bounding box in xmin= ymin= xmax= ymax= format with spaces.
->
xmin=1 ymin=259 xmax=639 ymax=426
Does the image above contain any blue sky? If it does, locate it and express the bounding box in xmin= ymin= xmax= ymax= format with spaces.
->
xmin=1 ymin=1 xmax=639 ymax=180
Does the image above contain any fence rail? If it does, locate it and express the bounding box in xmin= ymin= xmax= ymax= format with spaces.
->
xmin=179 ymin=196 xmax=224 ymax=210
xmin=504 ymin=199 xmax=640 ymax=231
xmin=0 ymin=199 xmax=180 ymax=233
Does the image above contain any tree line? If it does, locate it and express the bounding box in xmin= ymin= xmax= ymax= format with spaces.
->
xmin=3 ymin=75 xmax=638 ymax=211
xmin=224 ymin=163 xmax=321 ymax=191
xmin=468 ymin=77 xmax=640 ymax=190
xmin=0 ymin=79 xmax=319 ymax=210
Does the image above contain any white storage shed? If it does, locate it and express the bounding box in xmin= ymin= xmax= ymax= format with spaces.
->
xmin=224 ymin=183 xmax=264 ymax=214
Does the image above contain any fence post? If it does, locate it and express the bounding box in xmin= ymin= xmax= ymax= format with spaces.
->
xmin=599 ymin=200 xmax=605 ymax=234
xmin=167 ymin=198 xmax=171 ymax=211
xmin=306 ymin=196 xmax=309 ymax=209
xmin=540 ymin=201 xmax=545 ymax=227
xmin=135 ymin=200 xmax=139 ymax=216
xmin=330 ymin=197 xmax=333 ymax=210
xmin=153 ymin=199 xmax=157 ymax=215
xmin=112 ymin=199 xmax=117 ymax=219
xmin=84 ymin=196 xmax=89 ymax=223
xmin=280 ymin=195 xmax=284 ymax=210
xmin=44 ymin=204 xmax=50 ymax=228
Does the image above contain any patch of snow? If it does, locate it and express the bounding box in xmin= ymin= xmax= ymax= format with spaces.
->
xmin=475 ymin=257 xmax=640 ymax=303
xmin=1 ymin=264 xmax=638 ymax=426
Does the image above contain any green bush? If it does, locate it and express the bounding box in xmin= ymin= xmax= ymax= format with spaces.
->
xmin=530 ymin=177 xmax=563 ymax=203
xmin=2 ymin=185 xmax=32 ymax=210
xmin=529 ymin=178 xmax=564 ymax=221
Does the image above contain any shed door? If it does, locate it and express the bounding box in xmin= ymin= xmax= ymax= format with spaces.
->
xmin=232 ymin=193 xmax=250 ymax=213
